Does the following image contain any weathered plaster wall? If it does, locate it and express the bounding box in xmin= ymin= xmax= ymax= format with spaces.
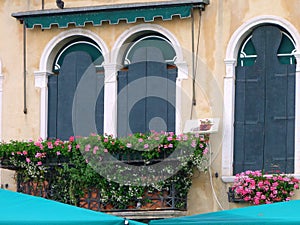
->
xmin=0 ymin=169 xmax=16 ymax=192
xmin=1 ymin=0 xmax=300 ymax=214
xmin=1 ymin=0 xmax=202 ymax=140
xmin=187 ymin=0 xmax=300 ymax=214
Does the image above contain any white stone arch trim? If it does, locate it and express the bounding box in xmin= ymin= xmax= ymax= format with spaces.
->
xmin=34 ymin=28 xmax=109 ymax=140
xmin=39 ymin=28 xmax=109 ymax=72
xmin=111 ymin=24 xmax=186 ymax=69
xmin=106 ymin=24 xmax=188 ymax=136
xmin=222 ymin=15 xmax=300 ymax=182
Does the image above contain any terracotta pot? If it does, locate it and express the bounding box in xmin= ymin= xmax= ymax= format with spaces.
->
xmin=200 ymin=124 xmax=212 ymax=131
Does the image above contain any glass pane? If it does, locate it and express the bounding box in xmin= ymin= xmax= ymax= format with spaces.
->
xmin=237 ymin=28 xmax=296 ymax=66
xmin=124 ymin=36 xmax=176 ymax=65
xmin=53 ymin=41 xmax=103 ymax=73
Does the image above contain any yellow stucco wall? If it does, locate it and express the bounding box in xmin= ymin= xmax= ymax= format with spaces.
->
xmin=1 ymin=0 xmax=300 ymax=215
xmin=187 ymin=0 xmax=300 ymax=214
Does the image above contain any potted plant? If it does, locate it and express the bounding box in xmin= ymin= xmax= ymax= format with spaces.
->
xmin=200 ymin=119 xmax=213 ymax=131
xmin=231 ymin=170 xmax=299 ymax=205
xmin=0 ymin=131 xmax=210 ymax=211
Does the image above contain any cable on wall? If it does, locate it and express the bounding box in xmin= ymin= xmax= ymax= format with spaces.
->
xmin=23 ymin=22 xmax=27 ymax=114
xmin=207 ymin=141 xmax=225 ymax=210
xmin=190 ymin=7 xmax=202 ymax=119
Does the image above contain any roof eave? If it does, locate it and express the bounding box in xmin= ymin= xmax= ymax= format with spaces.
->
xmin=12 ymin=0 xmax=209 ymax=19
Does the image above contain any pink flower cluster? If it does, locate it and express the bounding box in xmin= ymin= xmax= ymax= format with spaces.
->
xmin=10 ymin=136 xmax=80 ymax=166
xmin=121 ymin=131 xmax=209 ymax=155
xmin=232 ymin=170 xmax=299 ymax=205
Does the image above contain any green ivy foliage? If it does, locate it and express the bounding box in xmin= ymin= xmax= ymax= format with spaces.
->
xmin=0 ymin=132 xmax=209 ymax=210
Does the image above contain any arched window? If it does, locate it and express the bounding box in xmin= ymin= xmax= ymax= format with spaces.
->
xmin=117 ymin=34 xmax=177 ymax=137
xmin=238 ymin=29 xmax=296 ymax=66
xmin=123 ymin=35 xmax=176 ymax=65
xmin=234 ymin=25 xmax=296 ymax=174
xmin=48 ymin=37 xmax=104 ymax=140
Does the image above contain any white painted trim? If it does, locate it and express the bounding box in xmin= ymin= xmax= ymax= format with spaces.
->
xmin=36 ymin=29 xmax=109 ymax=139
xmin=111 ymin=24 xmax=185 ymax=65
xmin=34 ymin=71 xmax=50 ymax=140
xmin=222 ymin=15 xmax=300 ymax=180
xmin=111 ymin=24 xmax=188 ymax=135
xmin=39 ymin=29 xmax=109 ymax=72
xmin=294 ymin=52 xmax=300 ymax=174
xmin=103 ymin=63 xmax=123 ymax=137
xmin=0 ymin=60 xmax=3 ymax=141
xmin=222 ymin=59 xmax=236 ymax=178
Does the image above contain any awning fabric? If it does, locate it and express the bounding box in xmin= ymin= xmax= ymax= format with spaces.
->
xmin=0 ymin=189 xmax=146 ymax=225
xmin=11 ymin=0 xmax=209 ymax=29
xmin=149 ymin=200 xmax=300 ymax=225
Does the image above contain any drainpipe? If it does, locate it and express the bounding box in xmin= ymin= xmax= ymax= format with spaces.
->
xmin=191 ymin=7 xmax=196 ymax=106
xmin=190 ymin=7 xmax=196 ymax=119
xmin=190 ymin=6 xmax=203 ymax=119
xmin=23 ymin=22 xmax=27 ymax=114
xmin=42 ymin=0 xmax=44 ymax=10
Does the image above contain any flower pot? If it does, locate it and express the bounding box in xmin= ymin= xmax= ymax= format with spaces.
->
xmin=127 ymin=204 xmax=136 ymax=209
xmin=141 ymin=191 xmax=167 ymax=209
xmin=101 ymin=203 xmax=114 ymax=210
xmin=200 ymin=124 xmax=212 ymax=131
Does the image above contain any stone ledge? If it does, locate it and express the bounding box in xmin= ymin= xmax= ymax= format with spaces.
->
xmin=107 ymin=210 xmax=187 ymax=220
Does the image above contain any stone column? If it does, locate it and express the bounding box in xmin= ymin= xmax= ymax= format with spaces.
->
xmin=222 ymin=59 xmax=236 ymax=179
xmin=34 ymin=71 xmax=51 ymax=140
xmin=103 ymin=64 xmax=123 ymax=137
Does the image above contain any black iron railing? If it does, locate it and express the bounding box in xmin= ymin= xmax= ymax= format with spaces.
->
xmin=15 ymin=163 xmax=187 ymax=212
xmin=227 ymin=187 xmax=245 ymax=203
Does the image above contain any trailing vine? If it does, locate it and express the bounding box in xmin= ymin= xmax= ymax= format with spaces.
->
xmin=0 ymin=131 xmax=209 ymax=210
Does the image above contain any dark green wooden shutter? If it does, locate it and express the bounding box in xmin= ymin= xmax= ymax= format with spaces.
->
xmin=117 ymin=47 xmax=176 ymax=137
xmin=167 ymin=67 xmax=177 ymax=130
xmin=48 ymin=51 xmax=104 ymax=140
xmin=56 ymin=51 xmax=80 ymax=140
xmin=234 ymin=62 xmax=265 ymax=173
xmin=95 ymin=74 xmax=105 ymax=135
xmin=47 ymin=75 xmax=58 ymax=139
xmin=234 ymin=26 xmax=295 ymax=174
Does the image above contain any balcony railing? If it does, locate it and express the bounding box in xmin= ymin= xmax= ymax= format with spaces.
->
xmin=15 ymin=163 xmax=187 ymax=212
xmin=227 ymin=187 xmax=245 ymax=203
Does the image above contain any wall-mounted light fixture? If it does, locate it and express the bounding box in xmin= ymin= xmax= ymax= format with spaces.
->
xmin=56 ymin=0 xmax=64 ymax=9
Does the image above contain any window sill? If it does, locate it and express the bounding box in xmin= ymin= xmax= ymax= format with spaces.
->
xmin=108 ymin=210 xmax=186 ymax=220
xmin=221 ymin=176 xmax=235 ymax=183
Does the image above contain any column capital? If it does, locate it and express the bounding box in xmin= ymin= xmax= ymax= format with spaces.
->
xmin=224 ymin=58 xmax=236 ymax=65
xmin=224 ymin=59 xmax=236 ymax=79
xmin=103 ymin=63 xmax=123 ymax=71
xmin=103 ymin=63 xmax=123 ymax=83
xmin=34 ymin=71 xmax=52 ymax=88
xmin=175 ymin=61 xmax=188 ymax=80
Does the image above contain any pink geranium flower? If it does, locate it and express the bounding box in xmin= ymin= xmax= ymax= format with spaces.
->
xmin=232 ymin=170 xmax=299 ymax=205
xmin=126 ymin=143 xmax=132 ymax=148
xmin=47 ymin=142 xmax=53 ymax=149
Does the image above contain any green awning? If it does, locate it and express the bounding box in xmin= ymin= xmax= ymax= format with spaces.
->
xmin=149 ymin=200 xmax=300 ymax=225
xmin=0 ymin=189 xmax=146 ymax=225
xmin=11 ymin=0 xmax=209 ymax=29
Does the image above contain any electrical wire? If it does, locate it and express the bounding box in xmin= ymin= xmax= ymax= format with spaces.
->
xmin=190 ymin=7 xmax=202 ymax=119
xmin=23 ymin=22 xmax=27 ymax=114
xmin=206 ymin=140 xmax=225 ymax=210
xmin=190 ymin=7 xmax=195 ymax=119
xmin=190 ymin=6 xmax=225 ymax=212
xmin=194 ymin=9 xmax=202 ymax=86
